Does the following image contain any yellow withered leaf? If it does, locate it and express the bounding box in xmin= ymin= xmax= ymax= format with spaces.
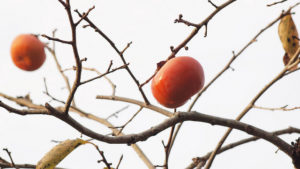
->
xmin=278 ymin=13 xmax=300 ymax=67
xmin=36 ymin=138 xmax=87 ymax=169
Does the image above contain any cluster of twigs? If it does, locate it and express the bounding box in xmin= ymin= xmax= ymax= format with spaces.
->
xmin=1 ymin=0 xmax=300 ymax=169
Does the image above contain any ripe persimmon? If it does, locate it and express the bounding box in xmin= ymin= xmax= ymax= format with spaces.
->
xmin=11 ymin=34 xmax=46 ymax=71
xmin=151 ymin=56 xmax=205 ymax=108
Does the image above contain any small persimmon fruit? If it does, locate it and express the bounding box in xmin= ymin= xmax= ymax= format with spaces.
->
xmin=11 ymin=34 xmax=46 ymax=71
xmin=151 ymin=56 xmax=205 ymax=108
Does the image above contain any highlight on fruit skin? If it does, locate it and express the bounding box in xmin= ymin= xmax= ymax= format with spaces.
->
xmin=10 ymin=34 xmax=46 ymax=71
xmin=151 ymin=56 xmax=205 ymax=108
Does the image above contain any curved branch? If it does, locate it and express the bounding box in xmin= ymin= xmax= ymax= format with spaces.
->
xmin=17 ymin=103 xmax=291 ymax=158
xmin=0 ymin=99 xmax=294 ymax=159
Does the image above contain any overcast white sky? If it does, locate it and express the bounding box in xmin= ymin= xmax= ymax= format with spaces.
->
xmin=1 ymin=0 xmax=300 ymax=169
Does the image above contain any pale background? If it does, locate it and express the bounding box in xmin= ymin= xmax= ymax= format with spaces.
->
xmin=0 ymin=0 xmax=300 ymax=169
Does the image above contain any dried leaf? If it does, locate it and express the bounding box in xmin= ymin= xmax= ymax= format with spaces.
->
xmin=36 ymin=138 xmax=87 ymax=169
xmin=278 ymin=13 xmax=299 ymax=68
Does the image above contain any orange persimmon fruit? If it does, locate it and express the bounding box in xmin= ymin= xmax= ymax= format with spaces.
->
xmin=151 ymin=56 xmax=205 ymax=108
xmin=11 ymin=34 xmax=46 ymax=71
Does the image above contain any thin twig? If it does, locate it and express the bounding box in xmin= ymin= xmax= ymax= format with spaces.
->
xmin=43 ymin=78 xmax=66 ymax=104
xmin=121 ymin=41 xmax=133 ymax=55
xmin=44 ymin=29 xmax=75 ymax=106
xmin=3 ymin=148 xmax=17 ymax=169
xmin=74 ymin=10 xmax=150 ymax=105
xmin=267 ymin=0 xmax=288 ymax=7
xmin=174 ymin=14 xmax=199 ymax=27
xmin=116 ymin=155 xmax=123 ymax=169
xmin=116 ymin=107 xmax=143 ymax=135
xmin=60 ymin=0 xmax=83 ymax=115
xmin=204 ymin=43 xmax=300 ymax=169
xmin=96 ymin=95 xmax=173 ymax=117
xmin=0 ymin=93 xmax=155 ymax=169
xmin=168 ymin=5 xmax=300 ymax=167
xmin=167 ymin=0 xmax=236 ymax=60
xmin=163 ymin=126 xmax=175 ymax=169
xmin=80 ymin=64 xmax=128 ymax=85
xmin=141 ymin=0 xmax=236 ymax=89
xmin=186 ymin=127 xmax=300 ymax=168
xmin=74 ymin=6 xmax=95 ymax=26
xmin=82 ymin=67 xmax=116 ymax=96
xmin=106 ymin=105 xmax=130 ymax=120
xmin=88 ymin=142 xmax=112 ymax=169
xmin=208 ymin=0 xmax=218 ymax=8
xmin=253 ymin=105 xmax=300 ymax=111
xmin=41 ymin=34 xmax=72 ymax=44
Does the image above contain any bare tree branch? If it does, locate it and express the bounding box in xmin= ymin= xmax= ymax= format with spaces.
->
xmin=42 ymin=34 xmax=72 ymax=44
xmin=74 ymin=9 xmax=150 ymax=105
xmin=80 ymin=64 xmax=128 ymax=85
xmin=168 ymin=2 xmax=300 ymax=161
xmin=186 ymin=127 xmax=300 ymax=168
xmin=1 ymin=101 xmax=294 ymax=159
xmin=267 ymin=0 xmax=288 ymax=7
xmin=58 ymin=0 xmax=83 ymax=115
xmin=253 ymin=105 xmax=300 ymax=111
xmin=0 ymin=93 xmax=155 ymax=168
xmin=96 ymin=95 xmax=173 ymax=117
xmin=74 ymin=6 xmax=95 ymax=26
xmin=204 ymin=39 xmax=300 ymax=169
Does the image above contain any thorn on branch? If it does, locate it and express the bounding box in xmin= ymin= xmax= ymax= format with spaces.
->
xmin=80 ymin=57 xmax=88 ymax=62
xmin=82 ymin=24 xmax=90 ymax=28
xmin=170 ymin=46 xmax=174 ymax=52
xmin=232 ymin=50 xmax=236 ymax=57
xmin=204 ymin=24 xmax=208 ymax=37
